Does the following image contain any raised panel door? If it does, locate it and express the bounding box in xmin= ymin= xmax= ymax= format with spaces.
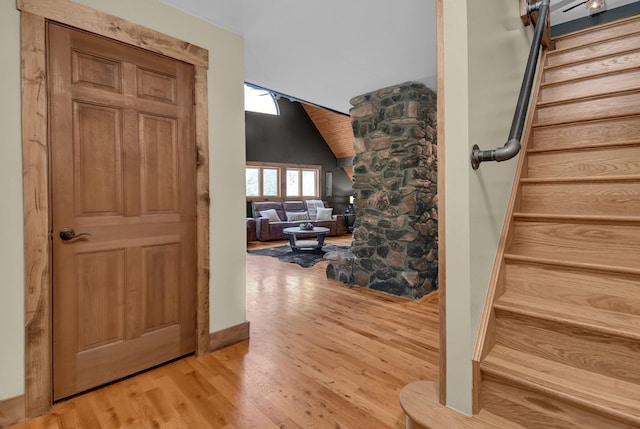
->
xmin=49 ymin=22 xmax=196 ymax=400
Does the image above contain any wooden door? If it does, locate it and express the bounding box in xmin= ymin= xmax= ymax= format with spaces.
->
xmin=48 ymin=22 xmax=197 ymax=400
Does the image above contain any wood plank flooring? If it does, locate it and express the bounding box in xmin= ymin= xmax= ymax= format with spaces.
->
xmin=9 ymin=236 xmax=439 ymax=428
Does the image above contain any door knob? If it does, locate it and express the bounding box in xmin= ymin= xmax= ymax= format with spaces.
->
xmin=59 ymin=228 xmax=92 ymax=241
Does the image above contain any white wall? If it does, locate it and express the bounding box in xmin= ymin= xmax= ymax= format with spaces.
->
xmin=0 ymin=0 xmax=246 ymax=400
xmin=442 ymin=0 xmax=473 ymax=415
xmin=444 ymin=0 xmax=533 ymax=414
xmin=467 ymin=0 xmax=533 ymax=349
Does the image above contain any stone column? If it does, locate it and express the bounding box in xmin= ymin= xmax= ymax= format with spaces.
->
xmin=348 ymin=82 xmax=437 ymax=299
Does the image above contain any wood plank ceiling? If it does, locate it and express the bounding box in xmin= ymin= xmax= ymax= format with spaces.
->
xmin=302 ymin=103 xmax=355 ymax=180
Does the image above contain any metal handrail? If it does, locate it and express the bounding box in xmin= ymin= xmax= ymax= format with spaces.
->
xmin=470 ymin=0 xmax=550 ymax=170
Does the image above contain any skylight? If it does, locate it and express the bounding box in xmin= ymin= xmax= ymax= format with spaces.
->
xmin=244 ymin=84 xmax=279 ymax=115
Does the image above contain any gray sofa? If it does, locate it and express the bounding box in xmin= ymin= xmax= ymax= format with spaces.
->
xmin=251 ymin=200 xmax=345 ymax=241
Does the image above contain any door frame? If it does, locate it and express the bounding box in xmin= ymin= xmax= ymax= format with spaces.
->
xmin=18 ymin=0 xmax=210 ymax=418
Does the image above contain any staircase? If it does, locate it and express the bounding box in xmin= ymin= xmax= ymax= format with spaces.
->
xmin=474 ymin=14 xmax=640 ymax=429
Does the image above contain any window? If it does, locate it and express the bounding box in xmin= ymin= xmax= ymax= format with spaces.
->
xmin=245 ymin=167 xmax=260 ymax=196
xmin=245 ymin=166 xmax=280 ymax=198
xmin=262 ymin=168 xmax=279 ymax=196
xmin=244 ymin=83 xmax=279 ymax=115
xmin=246 ymin=162 xmax=321 ymax=200
xmin=286 ymin=167 xmax=318 ymax=197
xmin=286 ymin=169 xmax=299 ymax=196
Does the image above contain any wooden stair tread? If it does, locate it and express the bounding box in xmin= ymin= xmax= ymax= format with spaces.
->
xmin=530 ymin=115 xmax=640 ymax=146
xmin=552 ymin=14 xmax=640 ymax=51
xmin=504 ymin=253 xmax=640 ymax=276
xmin=512 ymin=213 xmax=640 ymax=223
xmin=520 ymin=175 xmax=640 ymax=183
xmin=528 ymin=140 xmax=640 ymax=154
xmin=539 ymin=66 xmax=640 ymax=89
xmin=542 ymin=50 xmax=640 ymax=84
xmin=538 ymin=79 xmax=640 ymax=107
xmin=504 ymin=261 xmax=640 ymax=316
xmin=518 ymin=181 xmax=640 ymax=217
xmin=526 ymin=145 xmax=640 ymax=179
xmin=536 ymin=86 xmax=640 ymax=108
xmin=546 ymin=32 xmax=640 ymax=68
xmin=534 ymin=90 xmax=640 ymax=127
xmin=399 ymin=381 xmax=528 ymax=429
xmin=495 ymin=292 xmax=640 ymax=341
xmin=481 ymin=346 xmax=640 ymax=425
xmin=510 ymin=221 xmax=640 ymax=272
xmin=550 ymin=33 xmax=640 ymax=58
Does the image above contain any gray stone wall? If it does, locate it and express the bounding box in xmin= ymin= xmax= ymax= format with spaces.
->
xmin=343 ymin=82 xmax=437 ymax=299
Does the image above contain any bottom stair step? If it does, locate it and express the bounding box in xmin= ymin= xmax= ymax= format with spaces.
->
xmin=399 ymin=380 xmax=527 ymax=429
xmin=480 ymin=346 xmax=640 ymax=429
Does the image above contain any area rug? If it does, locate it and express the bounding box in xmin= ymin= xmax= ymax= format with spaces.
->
xmin=247 ymin=244 xmax=351 ymax=268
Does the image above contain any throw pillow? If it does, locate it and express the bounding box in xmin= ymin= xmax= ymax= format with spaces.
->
xmin=315 ymin=207 xmax=333 ymax=220
xmin=306 ymin=199 xmax=325 ymax=219
xmin=259 ymin=209 xmax=281 ymax=222
xmin=286 ymin=211 xmax=309 ymax=221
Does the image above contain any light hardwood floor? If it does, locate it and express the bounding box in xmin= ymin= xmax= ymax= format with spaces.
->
xmin=9 ymin=235 xmax=439 ymax=428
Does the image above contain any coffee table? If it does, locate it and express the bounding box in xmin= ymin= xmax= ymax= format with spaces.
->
xmin=282 ymin=226 xmax=330 ymax=252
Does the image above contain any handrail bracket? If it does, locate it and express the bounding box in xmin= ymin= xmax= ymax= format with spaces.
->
xmin=527 ymin=1 xmax=543 ymax=13
xmin=471 ymin=0 xmax=550 ymax=170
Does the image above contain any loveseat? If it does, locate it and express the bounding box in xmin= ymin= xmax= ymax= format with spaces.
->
xmin=251 ymin=200 xmax=345 ymax=241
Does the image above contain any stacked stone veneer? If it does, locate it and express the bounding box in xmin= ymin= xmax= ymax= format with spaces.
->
xmin=328 ymin=82 xmax=437 ymax=299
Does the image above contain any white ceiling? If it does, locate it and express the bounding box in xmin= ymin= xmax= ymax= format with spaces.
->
xmin=160 ymin=0 xmax=436 ymax=114
xmin=159 ymin=0 xmax=636 ymax=113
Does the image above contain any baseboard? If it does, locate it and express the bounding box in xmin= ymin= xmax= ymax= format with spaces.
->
xmin=208 ymin=321 xmax=250 ymax=352
xmin=0 ymin=394 xmax=25 ymax=427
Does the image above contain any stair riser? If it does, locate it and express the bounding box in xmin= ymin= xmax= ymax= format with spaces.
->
xmin=481 ymin=375 xmax=638 ymax=429
xmin=527 ymin=146 xmax=640 ymax=178
xmin=536 ymin=92 xmax=640 ymax=125
xmin=554 ymin=18 xmax=640 ymax=51
xmin=505 ymin=262 xmax=640 ymax=316
xmin=544 ymin=51 xmax=640 ymax=84
xmin=531 ymin=116 xmax=640 ymax=150
xmin=520 ymin=181 xmax=640 ymax=216
xmin=510 ymin=221 xmax=640 ymax=270
xmin=539 ymin=69 xmax=640 ymax=104
xmin=547 ymin=33 xmax=640 ymax=67
xmin=494 ymin=312 xmax=640 ymax=385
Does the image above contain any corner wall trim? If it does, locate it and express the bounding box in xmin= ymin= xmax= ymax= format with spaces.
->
xmin=209 ymin=321 xmax=250 ymax=352
xmin=436 ymin=0 xmax=447 ymax=406
xmin=0 ymin=395 xmax=26 ymax=427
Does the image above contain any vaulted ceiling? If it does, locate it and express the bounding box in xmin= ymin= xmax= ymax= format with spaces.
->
xmin=301 ymin=104 xmax=355 ymax=179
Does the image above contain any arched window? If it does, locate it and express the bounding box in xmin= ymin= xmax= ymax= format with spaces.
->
xmin=244 ymin=83 xmax=279 ymax=115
